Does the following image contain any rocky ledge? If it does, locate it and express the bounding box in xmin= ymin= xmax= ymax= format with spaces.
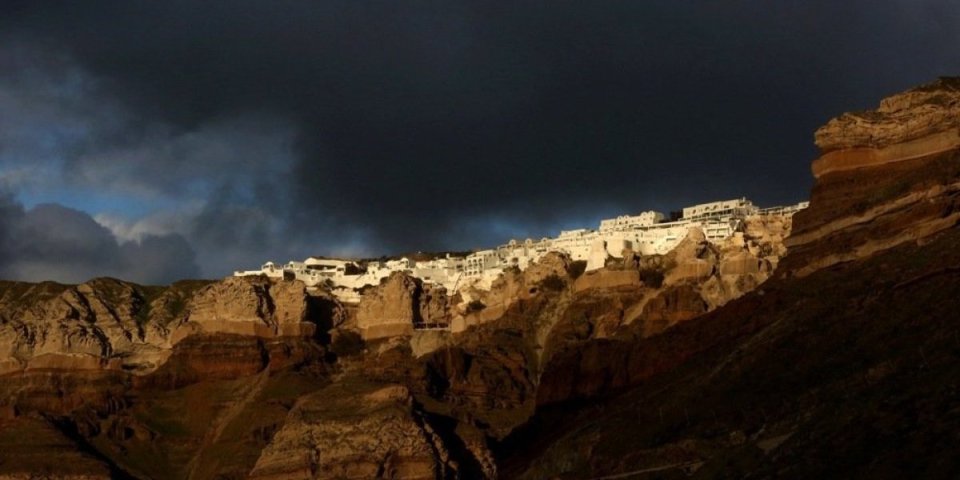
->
xmin=785 ymin=77 xmax=960 ymax=277
xmin=812 ymin=76 xmax=960 ymax=177
xmin=0 ymin=275 xmax=332 ymax=380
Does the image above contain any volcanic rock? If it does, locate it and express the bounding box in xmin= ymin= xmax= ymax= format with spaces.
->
xmin=786 ymin=77 xmax=960 ymax=277
xmin=184 ymin=276 xmax=314 ymax=338
xmin=249 ymin=381 xmax=451 ymax=480
xmin=355 ymin=272 xmax=454 ymax=341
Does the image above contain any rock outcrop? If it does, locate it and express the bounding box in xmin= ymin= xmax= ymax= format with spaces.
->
xmin=785 ymin=77 xmax=960 ymax=277
xmin=185 ymin=276 xmax=314 ymax=338
xmin=355 ymin=273 xmax=453 ymax=341
xmin=0 ymin=276 xmax=336 ymax=479
xmin=0 ymin=276 xmax=322 ymax=378
xmin=813 ymin=77 xmax=960 ymax=176
xmin=250 ymin=382 xmax=451 ymax=480
xmin=453 ymin=252 xmax=571 ymax=331
xmin=0 ymin=278 xmax=182 ymax=376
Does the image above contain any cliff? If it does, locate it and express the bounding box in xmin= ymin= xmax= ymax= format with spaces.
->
xmin=784 ymin=76 xmax=960 ymax=277
xmin=3 ymin=79 xmax=958 ymax=480
xmin=0 ymin=276 xmax=334 ymax=479
xmin=0 ymin=276 xmax=322 ymax=378
xmin=502 ymin=78 xmax=960 ymax=478
xmin=355 ymin=272 xmax=452 ymax=341
xmin=0 ymin=214 xmax=789 ymax=478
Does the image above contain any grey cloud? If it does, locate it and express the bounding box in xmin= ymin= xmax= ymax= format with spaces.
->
xmin=0 ymin=43 xmax=299 ymax=202
xmin=15 ymin=203 xmax=120 ymax=269
xmin=0 ymin=197 xmax=200 ymax=284
xmin=118 ymin=234 xmax=199 ymax=286
xmin=0 ymin=44 xmax=310 ymax=279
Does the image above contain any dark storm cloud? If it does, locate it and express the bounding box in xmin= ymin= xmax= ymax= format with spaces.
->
xmin=0 ymin=191 xmax=25 ymax=269
xmin=1 ymin=1 xmax=958 ymax=279
xmin=0 ymin=194 xmax=200 ymax=284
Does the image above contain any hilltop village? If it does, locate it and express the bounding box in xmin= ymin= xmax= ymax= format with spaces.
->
xmin=234 ymin=197 xmax=808 ymax=303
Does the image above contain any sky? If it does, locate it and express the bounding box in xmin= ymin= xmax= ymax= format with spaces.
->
xmin=0 ymin=1 xmax=958 ymax=284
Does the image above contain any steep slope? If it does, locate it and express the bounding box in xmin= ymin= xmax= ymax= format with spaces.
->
xmin=504 ymin=76 xmax=960 ymax=478
xmin=507 ymin=226 xmax=960 ymax=478
xmin=0 ymin=277 xmax=334 ymax=479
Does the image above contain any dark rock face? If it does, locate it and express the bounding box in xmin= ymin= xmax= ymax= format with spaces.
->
xmin=507 ymin=227 xmax=960 ymax=479
xmin=249 ymin=382 xmax=451 ymax=480
xmin=637 ymin=284 xmax=708 ymax=337
xmin=499 ymin=78 xmax=960 ymax=478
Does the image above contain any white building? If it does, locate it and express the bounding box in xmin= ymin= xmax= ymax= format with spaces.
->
xmin=598 ymin=211 xmax=665 ymax=233
xmin=758 ymin=201 xmax=810 ymax=216
xmin=234 ymin=197 xmax=808 ymax=301
xmin=550 ymin=229 xmax=598 ymax=261
xmin=464 ymin=249 xmax=502 ymax=277
xmin=681 ymin=197 xmax=757 ymax=221
xmin=233 ymin=261 xmax=285 ymax=279
xmin=412 ymin=255 xmax=465 ymax=291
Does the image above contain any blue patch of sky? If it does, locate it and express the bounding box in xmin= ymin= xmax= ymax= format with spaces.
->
xmin=15 ymin=188 xmax=175 ymax=220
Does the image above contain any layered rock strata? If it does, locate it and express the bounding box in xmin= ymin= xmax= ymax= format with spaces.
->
xmin=355 ymin=273 xmax=452 ymax=341
xmin=785 ymin=77 xmax=960 ymax=277
xmin=0 ymin=276 xmax=321 ymax=378
xmin=249 ymin=382 xmax=451 ymax=480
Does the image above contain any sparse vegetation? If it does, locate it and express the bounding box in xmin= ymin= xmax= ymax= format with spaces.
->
xmin=134 ymin=285 xmax=166 ymax=326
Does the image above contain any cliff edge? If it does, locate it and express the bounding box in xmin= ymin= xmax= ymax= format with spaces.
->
xmin=785 ymin=77 xmax=960 ymax=277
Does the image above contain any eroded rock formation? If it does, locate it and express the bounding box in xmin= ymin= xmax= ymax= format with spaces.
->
xmin=250 ymin=382 xmax=451 ymax=480
xmin=813 ymin=77 xmax=960 ymax=176
xmin=786 ymin=76 xmax=960 ymax=277
xmin=355 ymin=272 xmax=453 ymax=341
xmin=501 ymin=77 xmax=960 ymax=479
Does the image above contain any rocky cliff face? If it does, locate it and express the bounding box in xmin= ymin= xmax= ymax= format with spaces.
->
xmin=0 ymin=276 xmax=322 ymax=379
xmin=356 ymin=273 xmax=453 ymax=341
xmin=785 ymin=76 xmax=960 ymax=277
xmin=0 ymin=275 xmax=335 ymax=479
xmin=0 ymin=217 xmax=789 ymax=479
xmin=813 ymin=77 xmax=960 ymax=158
xmin=250 ymin=382 xmax=451 ymax=480
xmin=501 ymin=78 xmax=960 ymax=479
xmin=187 ymin=276 xmax=314 ymax=338
xmin=0 ymin=278 xmax=192 ymax=376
